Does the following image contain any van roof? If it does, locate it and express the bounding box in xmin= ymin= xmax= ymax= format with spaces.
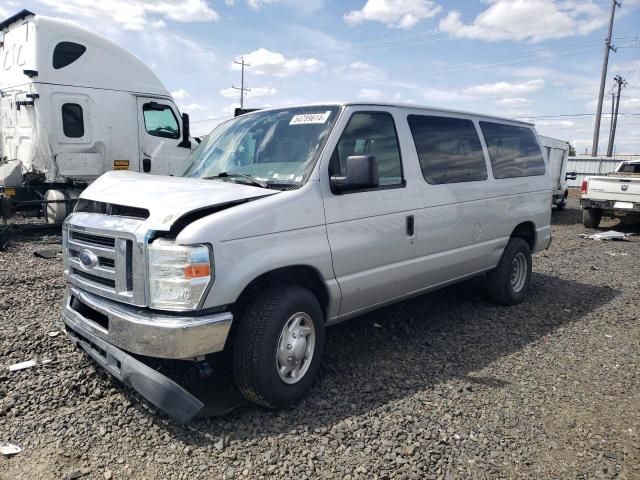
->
xmin=249 ymin=102 xmax=535 ymax=127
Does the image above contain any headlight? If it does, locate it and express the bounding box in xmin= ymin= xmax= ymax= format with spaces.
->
xmin=147 ymin=240 xmax=213 ymax=311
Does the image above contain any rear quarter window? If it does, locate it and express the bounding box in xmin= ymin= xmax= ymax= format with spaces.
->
xmin=480 ymin=122 xmax=545 ymax=179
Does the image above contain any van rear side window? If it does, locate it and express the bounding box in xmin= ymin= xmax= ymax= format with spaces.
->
xmin=480 ymin=122 xmax=545 ymax=179
xmin=53 ymin=42 xmax=87 ymax=69
xmin=62 ymin=103 xmax=84 ymax=138
xmin=408 ymin=115 xmax=487 ymax=185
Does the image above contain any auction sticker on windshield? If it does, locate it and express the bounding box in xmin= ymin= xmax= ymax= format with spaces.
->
xmin=290 ymin=111 xmax=332 ymax=125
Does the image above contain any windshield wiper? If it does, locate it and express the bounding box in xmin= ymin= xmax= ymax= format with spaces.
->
xmin=203 ymin=172 xmax=268 ymax=189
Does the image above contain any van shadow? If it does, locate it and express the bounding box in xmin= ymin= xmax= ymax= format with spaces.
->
xmin=149 ymin=272 xmax=618 ymax=445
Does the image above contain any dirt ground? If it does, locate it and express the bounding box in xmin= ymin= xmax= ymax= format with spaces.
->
xmin=1 ymin=196 xmax=639 ymax=479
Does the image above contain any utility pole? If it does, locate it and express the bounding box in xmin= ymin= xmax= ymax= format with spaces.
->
xmin=606 ymin=75 xmax=626 ymax=157
xmin=609 ymin=90 xmax=615 ymax=138
xmin=232 ymin=57 xmax=251 ymax=109
xmin=591 ymin=0 xmax=621 ymax=157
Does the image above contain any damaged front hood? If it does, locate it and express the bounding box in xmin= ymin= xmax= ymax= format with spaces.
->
xmin=80 ymin=171 xmax=277 ymax=230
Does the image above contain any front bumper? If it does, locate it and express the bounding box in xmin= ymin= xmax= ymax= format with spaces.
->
xmin=65 ymin=318 xmax=204 ymax=423
xmin=62 ymin=286 xmax=233 ymax=359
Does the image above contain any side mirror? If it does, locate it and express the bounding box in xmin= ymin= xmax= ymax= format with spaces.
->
xmin=330 ymin=155 xmax=379 ymax=193
xmin=566 ymin=171 xmax=577 ymax=181
xmin=178 ymin=113 xmax=192 ymax=149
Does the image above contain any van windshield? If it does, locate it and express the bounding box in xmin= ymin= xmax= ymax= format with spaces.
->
xmin=177 ymin=106 xmax=340 ymax=190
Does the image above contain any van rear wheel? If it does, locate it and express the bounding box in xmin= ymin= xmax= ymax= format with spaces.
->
xmin=486 ymin=237 xmax=532 ymax=306
xmin=582 ymin=208 xmax=602 ymax=228
xmin=233 ymin=285 xmax=325 ymax=408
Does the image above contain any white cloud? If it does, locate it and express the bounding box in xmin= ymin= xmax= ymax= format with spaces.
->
xmin=234 ymin=48 xmax=322 ymax=77
xmin=247 ymin=0 xmax=323 ymax=13
xmin=345 ymin=0 xmax=442 ymax=29
xmin=358 ymin=88 xmax=385 ymax=100
xmin=219 ymin=86 xmax=276 ymax=98
xmin=0 ymin=0 xmax=20 ymax=18
xmin=37 ymin=0 xmax=219 ymax=31
xmin=248 ymin=86 xmax=277 ymax=97
xmin=496 ymin=97 xmax=533 ymax=107
xmin=171 ymin=89 xmax=190 ymax=100
xmin=465 ymin=79 xmax=545 ymax=96
xmin=357 ymin=89 xmax=411 ymax=103
xmin=219 ymin=87 xmax=238 ymax=99
xmin=439 ymin=0 xmax=608 ymax=42
xmin=222 ymin=102 xmax=241 ymax=113
xmin=180 ymin=103 xmax=210 ymax=112
xmin=336 ymin=61 xmax=387 ymax=82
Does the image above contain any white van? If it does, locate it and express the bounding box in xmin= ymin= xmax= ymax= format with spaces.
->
xmin=0 ymin=10 xmax=193 ymax=222
xmin=61 ymin=103 xmax=552 ymax=421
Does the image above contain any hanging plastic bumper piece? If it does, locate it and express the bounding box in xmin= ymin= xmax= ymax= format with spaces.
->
xmin=65 ymin=317 xmax=204 ymax=423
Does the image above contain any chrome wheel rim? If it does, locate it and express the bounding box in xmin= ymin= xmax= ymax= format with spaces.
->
xmin=276 ymin=312 xmax=316 ymax=384
xmin=510 ymin=252 xmax=528 ymax=293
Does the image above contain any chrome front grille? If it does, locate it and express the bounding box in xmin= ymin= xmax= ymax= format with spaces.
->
xmin=63 ymin=216 xmax=147 ymax=307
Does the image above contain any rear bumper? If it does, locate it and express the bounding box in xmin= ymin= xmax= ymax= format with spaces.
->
xmin=580 ymin=198 xmax=640 ymax=213
xmin=65 ymin=320 xmax=204 ymax=423
xmin=62 ymin=286 xmax=233 ymax=359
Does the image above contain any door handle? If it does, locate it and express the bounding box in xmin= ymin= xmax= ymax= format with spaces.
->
xmin=142 ymin=158 xmax=151 ymax=173
xmin=406 ymin=215 xmax=415 ymax=237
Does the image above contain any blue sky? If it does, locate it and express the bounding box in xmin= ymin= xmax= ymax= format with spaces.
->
xmin=2 ymin=0 xmax=640 ymax=153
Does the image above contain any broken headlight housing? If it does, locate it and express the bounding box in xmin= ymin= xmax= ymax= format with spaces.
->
xmin=147 ymin=240 xmax=213 ymax=311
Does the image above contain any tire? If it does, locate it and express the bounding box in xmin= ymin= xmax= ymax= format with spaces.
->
xmin=233 ymin=285 xmax=325 ymax=408
xmin=486 ymin=237 xmax=532 ymax=306
xmin=582 ymin=208 xmax=602 ymax=228
xmin=44 ymin=189 xmax=67 ymax=224
xmin=556 ymin=200 xmax=565 ymax=211
xmin=44 ymin=189 xmax=79 ymax=224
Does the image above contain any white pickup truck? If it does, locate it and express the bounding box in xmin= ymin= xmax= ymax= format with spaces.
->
xmin=580 ymin=160 xmax=640 ymax=228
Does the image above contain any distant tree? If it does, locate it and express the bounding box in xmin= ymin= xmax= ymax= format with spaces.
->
xmin=568 ymin=143 xmax=576 ymax=156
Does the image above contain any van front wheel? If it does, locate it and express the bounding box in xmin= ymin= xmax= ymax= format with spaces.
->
xmin=233 ymin=285 xmax=325 ymax=408
xmin=486 ymin=237 xmax=532 ymax=306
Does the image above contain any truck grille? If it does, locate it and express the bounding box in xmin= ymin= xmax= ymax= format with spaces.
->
xmin=64 ymin=225 xmax=146 ymax=307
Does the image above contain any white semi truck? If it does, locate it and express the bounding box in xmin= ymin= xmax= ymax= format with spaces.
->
xmin=539 ymin=135 xmax=575 ymax=210
xmin=0 ymin=10 xmax=193 ymax=228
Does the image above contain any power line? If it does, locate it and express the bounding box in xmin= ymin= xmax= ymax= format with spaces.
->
xmin=518 ymin=112 xmax=639 ymax=119
xmin=270 ymin=39 xmax=636 ymax=89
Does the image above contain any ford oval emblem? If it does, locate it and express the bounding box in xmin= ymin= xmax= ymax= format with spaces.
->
xmin=78 ymin=249 xmax=99 ymax=269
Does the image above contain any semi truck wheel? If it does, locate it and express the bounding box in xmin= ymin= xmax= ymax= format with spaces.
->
xmin=44 ymin=189 xmax=79 ymax=224
xmin=582 ymin=208 xmax=602 ymax=228
xmin=45 ymin=190 xmax=67 ymax=224
xmin=233 ymin=285 xmax=325 ymax=408
xmin=486 ymin=237 xmax=532 ymax=306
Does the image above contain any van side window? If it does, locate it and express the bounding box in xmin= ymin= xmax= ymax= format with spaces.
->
xmin=407 ymin=115 xmax=487 ymax=184
xmin=53 ymin=42 xmax=87 ymax=69
xmin=61 ymin=103 xmax=84 ymax=138
xmin=331 ymin=112 xmax=403 ymax=187
xmin=143 ymin=103 xmax=180 ymax=139
xmin=480 ymin=122 xmax=545 ymax=179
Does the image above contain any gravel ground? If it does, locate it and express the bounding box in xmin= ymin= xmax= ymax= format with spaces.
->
xmin=1 ymin=197 xmax=639 ymax=480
